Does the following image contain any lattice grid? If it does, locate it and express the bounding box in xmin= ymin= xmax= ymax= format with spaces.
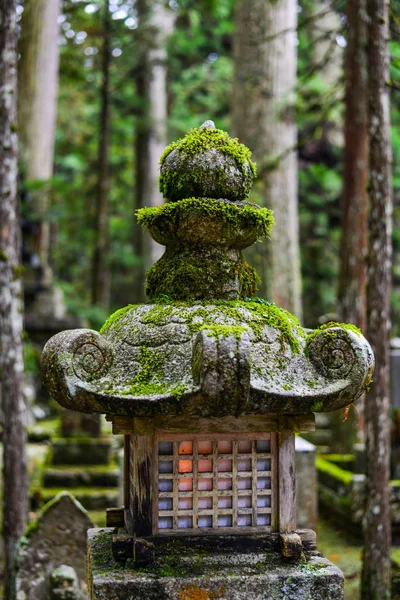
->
xmin=156 ymin=436 xmax=273 ymax=532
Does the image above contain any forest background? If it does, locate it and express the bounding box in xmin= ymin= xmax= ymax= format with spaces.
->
xmin=22 ymin=0 xmax=399 ymax=331
xmin=0 ymin=0 xmax=396 ymax=598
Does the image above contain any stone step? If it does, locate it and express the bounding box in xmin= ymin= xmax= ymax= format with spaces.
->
xmin=40 ymin=487 xmax=120 ymax=511
xmin=51 ymin=438 xmax=113 ymax=466
xmin=43 ymin=465 xmax=120 ymax=488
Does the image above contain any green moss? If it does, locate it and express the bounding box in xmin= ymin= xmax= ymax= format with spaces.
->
xmin=316 ymin=456 xmax=353 ymax=485
xmin=305 ymin=321 xmax=362 ymax=351
xmin=0 ymin=250 xmax=7 ymax=261
xmin=322 ymin=454 xmax=355 ymax=463
xmin=137 ymin=197 xmax=274 ymax=243
xmin=312 ymin=401 xmax=324 ymax=411
xmin=13 ymin=264 xmax=24 ymax=279
xmin=140 ymin=300 xmax=302 ymax=355
xmin=104 ymin=344 xmax=167 ymax=397
xmin=159 ymin=127 xmax=256 ymax=201
xmin=100 ymin=304 xmax=135 ymax=334
xmin=304 ymin=379 xmax=318 ymax=389
xmin=205 ymin=324 xmax=250 ymax=340
xmin=364 ymin=365 xmax=374 ymax=392
xmin=144 ymin=244 xmax=260 ymax=301
xmin=170 ymin=384 xmax=187 ymax=401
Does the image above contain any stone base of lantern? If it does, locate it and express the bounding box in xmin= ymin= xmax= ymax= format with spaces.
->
xmin=87 ymin=528 xmax=344 ymax=600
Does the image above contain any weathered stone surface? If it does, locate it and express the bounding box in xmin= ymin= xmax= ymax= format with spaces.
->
xmin=88 ymin=528 xmax=344 ymax=600
xmin=16 ymin=492 xmax=93 ymax=600
xmin=41 ymin=121 xmax=374 ymax=420
xmin=159 ymin=121 xmax=255 ymax=202
xmin=51 ymin=438 xmax=112 ymax=466
xmin=43 ymin=465 xmax=119 ymax=488
xmin=42 ymin=304 xmax=374 ymax=418
xmin=50 ymin=565 xmax=85 ymax=600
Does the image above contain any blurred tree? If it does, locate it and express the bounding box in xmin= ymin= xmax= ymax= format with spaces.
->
xmin=328 ymin=0 xmax=369 ymax=453
xmin=232 ymin=0 xmax=302 ymax=320
xmin=361 ymin=0 xmax=392 ymax=597
xmin=338 ymin=0 xmax=368 ymax=332
xmin=18 ymin=0 xmax=61 ymax=286
xmin=0 ymin=1 xmax=28 ymax=596
xmin=133 ymin=0 xmax=174 ymax=302
xmin=91 ymin=0 xmax=112 ymax=309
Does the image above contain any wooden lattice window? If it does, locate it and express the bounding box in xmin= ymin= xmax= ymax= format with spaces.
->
xmin=153 ymin=434 xmax=276 ymax=534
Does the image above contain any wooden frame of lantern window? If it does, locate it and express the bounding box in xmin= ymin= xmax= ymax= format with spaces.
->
xmin=108 ymin=414 xmax=315 ymax=538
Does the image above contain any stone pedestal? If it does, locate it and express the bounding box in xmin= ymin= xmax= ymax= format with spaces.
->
xmin=88 ymin=528 xmax=344 ymax=600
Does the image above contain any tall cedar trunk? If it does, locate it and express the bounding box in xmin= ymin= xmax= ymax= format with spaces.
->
xmin=361 ymin=0 xmax=392 ymax=597
xmin=0 ymin=1 xmax=28 ymax=597
xmin=338 ymin=0 xmax=368 ymax=332
xmin=331 ymin=0 xmax=369 ymax=452
xmin=134 ymin=0 xmax=173 ymax=302
xmin=91 ymin=0 xmax=111 ymax=309
xmin=232 ymin=0 xmax=302 ymax=320
xmin=18 ymin=0 xmax=61 ymax=282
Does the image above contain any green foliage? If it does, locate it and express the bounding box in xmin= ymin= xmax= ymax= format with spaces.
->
xmin=34 ymin=0 xmax=400 ymax=333
xmin=23 ymin=339 xmax=40 ymax=374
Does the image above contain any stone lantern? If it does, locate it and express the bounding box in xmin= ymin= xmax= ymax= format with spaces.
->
xmin=42 ymin=122 xmax=373 ymax=599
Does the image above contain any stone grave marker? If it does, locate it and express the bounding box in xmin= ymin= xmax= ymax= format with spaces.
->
xmin=16 ymin=492 xmax=93 ymax=600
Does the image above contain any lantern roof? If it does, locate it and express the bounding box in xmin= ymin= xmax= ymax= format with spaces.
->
xmin=41 ymin=122 xmax=374 ymax=418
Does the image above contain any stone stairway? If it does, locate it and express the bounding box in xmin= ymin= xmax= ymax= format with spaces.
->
xmin=34 ymin=435 xmax=120 ymax=526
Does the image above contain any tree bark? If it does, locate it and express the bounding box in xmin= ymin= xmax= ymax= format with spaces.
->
xmin=134 ymin=0 xmax=174 ymax=302
xmin=91 ymin=0 xmax=112 ymax=309
xmin=330 ymin=0 xmax=369 ymax=452
xmin=338 ymin=0 xmax=368 ymax=332
xmin=18 ymin=0 xmax=61 ymax=282
xmin=361 ymin=0 xmax=392 ymax=597
xmin=232 ymin=0 xmax=302 ymax=320
xmin=0 ymin=1 xmax=28 ymax=597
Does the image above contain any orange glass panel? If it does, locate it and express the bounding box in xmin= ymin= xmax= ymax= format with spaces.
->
xmin=178 ymin=459 xmax=193 ymax=473
xmin=179 ymin=441 xmax=193 ymax=455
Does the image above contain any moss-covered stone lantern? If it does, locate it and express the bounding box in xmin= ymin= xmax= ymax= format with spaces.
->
xmin=42 ymin=122 xmax=373 ymax=599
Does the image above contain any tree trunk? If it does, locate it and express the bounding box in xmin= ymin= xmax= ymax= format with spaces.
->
xmin=330 ymin=0 xmax=369 ymax=452
xmin=18 ymin=0 xmax=61 ymax=283
xmin=91 ymin=0 xmax=111 ymax=309
xmin=134 ymin=0 xmax=174 ymax=302
xmin=338 ymin=0 xmax=368 ymax=332
xmin=232 ymin=0 xmax=302 ymax=320
xmin=0 ymin=2 xmax=28 ymax=597
xmin=361 ymin=0 xmax=392 ymax=597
